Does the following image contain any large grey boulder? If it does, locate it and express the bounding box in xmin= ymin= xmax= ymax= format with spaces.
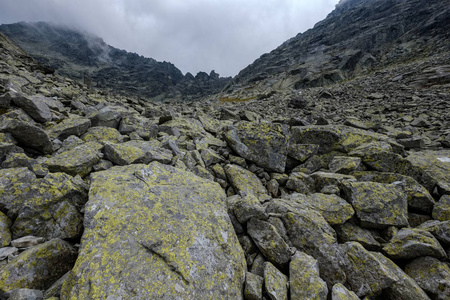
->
xmin=341 ymin=181 xmax=409 ymax=228
xmin=225 ymin=121 xmax=290 ymax=172
xmin=12 ymin=94 xmax=52 ymax=123
xmin=405 ymin=256 xmax=450 ymax=300
xmin=383 ymin=228 xmax=446 ymax=260
xmin=0 ymin=239 xmax=77 ymax=293
xmin=224 ymin=164 xmax=267 ymax=198
xmin=61 ymin=162 xmax=246 ymax=299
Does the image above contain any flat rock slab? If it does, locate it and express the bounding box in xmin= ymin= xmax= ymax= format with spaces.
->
xmin=61 ymin=162 xmax=246 ymax=299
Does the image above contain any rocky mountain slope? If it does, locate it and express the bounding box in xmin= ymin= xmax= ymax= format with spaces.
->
xmin=0 ymin=22 xmax=231 ymax=102
xmin=225 ymin=0 xmax=450 ymax=93
xmin=1 ymin=17 xmax=450 ymax=298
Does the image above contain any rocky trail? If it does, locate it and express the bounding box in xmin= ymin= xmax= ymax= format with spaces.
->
xmin=0 ymin=18 xmax=450 ymax=300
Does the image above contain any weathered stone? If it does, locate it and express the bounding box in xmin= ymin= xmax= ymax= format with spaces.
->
xmin=48 ymin=117 xmax=91 ymax=141
xmin=0 ymin=168 xmax=37 ymax=219
xmin=233 ymin=194 xmax=267 ymax=224
xmin=405 ymin=256 xmax=450 ymax=300
xmin=311 ymin=171 xmax=355 ymax=192
xmin=335 ymin=221 xmax=380 ymax=250
xmin=291 ymin=125 xmax=402 ymax=154
xmin=289 ymin=193 xmax=355 ymax=225
xmin=290 ymin=251 xmax=328 ymax=300
xmin=224 ymin=164 xmax=267 ymax=198
xmin=13 ymin=94 xmax=52 ymax=123
xmin=91 ymin=105 xmax=130 ymax=128
xmin=266 ymin=199 xmax=346 ymax=285
xmin=417 ymin=220 xmax=450 ymax=246
xmin=225 ymin=121 xmax=290 ymax=172
xmin=81 ymin=126 xmax=124 ymax=144
xmin=11 ymin=172 xmax=86 ymax=240
xmin=10 ymin=236 xmax=45 ymax=248
xmin=43 ymin=271 xmax=69 ymax=299
xmin=200 ymin=148 xmax=224 ymax=167
xmin=7 ymin=288 xmax=44 ymax=300
xmin=287 ymin=144 xmax=319 ymax=163
xmin=0 ymin=113 xmax=53 ymax=154
xmin=0 ymin=239 xmax=77 ymax=292
xmin=46 ymin=141 xmax=102 ymax=177
xmin=328 ymin=156 xmax=362 ymax=174
xmin=1 ymin=152 xmax=36 ymax=170
xmin=61 ymin=162 xmax=246 ymax=299
xmin=380 ymin=252 xmax=431 ymax=300
xmin=353 ymin=171 xmax=436 ymax=213
xmin=406 ymin=150 xmax=450 ymax=194
xmin=285 ymin=172 xmax=314 ymax=194
xmin=0 ymin=247 xmax=18 ymax=261
xmin=383 ymin=228 xmax=446 ymax=260
xmin=0 ymin=212 xmax=11 ymax=248
xmin=331 ymin=283 xmax=359 ymax=300
xmin=247 ymin=218 xmax=291 ymax=268
xmin=244 ymin=272 xmax=263 ymax=300
xmin=397 ymin=137 xmax=425 ymax=149
xmin=342 ymin=242 xmax=398 ymax=298
xmin=433 ymin=194 xmax=450 ymax=221
xmin=341 ymin=181 xmax=409 ymax=228
xmin=264 ymin=262 xmax=288 ymax=300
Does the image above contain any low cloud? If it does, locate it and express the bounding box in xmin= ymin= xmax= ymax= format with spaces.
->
xmin=0 ymin=0 xmax=339 ymax=76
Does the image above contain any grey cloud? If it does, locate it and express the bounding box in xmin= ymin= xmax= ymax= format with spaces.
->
xmin=0 ymin=0 xmax=339 ymax=76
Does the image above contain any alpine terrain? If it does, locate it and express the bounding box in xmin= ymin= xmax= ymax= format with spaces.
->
xmin=0 ymin=0 xmax=449 ymax=299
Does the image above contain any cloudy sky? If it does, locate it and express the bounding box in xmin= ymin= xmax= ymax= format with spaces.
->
xmin=0 ymin=0 xmax=340 ymax=77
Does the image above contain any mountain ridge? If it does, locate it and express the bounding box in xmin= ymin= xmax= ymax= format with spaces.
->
xmin=0 ymin=21 xmax=231 ymax=102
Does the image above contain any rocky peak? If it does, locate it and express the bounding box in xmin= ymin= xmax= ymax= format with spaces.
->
xmin=227 ymin=0 xmax=450 ymax=92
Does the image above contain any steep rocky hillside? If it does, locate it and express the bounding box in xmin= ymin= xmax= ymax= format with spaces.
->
xmin=1 ymin=14 xmax=450 ymax=298
xmin=225 ymin=0 xmax=450 ymax=93
xmin=0 ymin=22 xmax=231 ymax=101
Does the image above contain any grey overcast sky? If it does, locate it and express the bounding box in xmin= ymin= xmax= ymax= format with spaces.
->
xmin=0 ymin=0 xmax=340 ymax=77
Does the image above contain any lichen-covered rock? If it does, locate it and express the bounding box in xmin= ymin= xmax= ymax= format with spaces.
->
xmin=417 ymin=220 xmax=450 ymax=246
xmin=406 ymin=150 xmax=450 ymax=195
xmin=81 ymin=126 xmax=124 ymax=144
xmin=244 ymin=272 xmax=263 ymax=300
xmin=288 ymin=193 xmax=354 ymax=225
xmin=0 ymin=239 xmax=77 ymax=293
xmin=225 ymin=121 xmax=290 ymax=173
xmin=247 ymin=218 xmax=291 ymax=268
xmin=0 ymin=167 xmax=37 ymax=219
xmin=48 ymin=117 xmax=91 ymax=141
xmin=224 ymin=164 xmax=267 ymax=198
xmin=287 ymin=143 xmax=319 ymax=163
xmin=285 ymin=172 xmax=315 ymax=194
xmin=291 ymin=125 xmax=402 ymax=154
xmin=200 ymin=148 xmax=224 ymax=167
xmin=103 ymin=142 xmax=145 ymax=165
xmin=289 ymin=251 xmax=328 ymax=300
xmin=342 ymin=242 xmax=399 ymax=298
xmin=12 ymin=94 xmax=52 ymax=123
xmin=335 ymin=221 xmax=380 ymax=250
xmin=329 ymin=156 xmax=362 ymax=174
xmin=11 ymin=172 xmax=87 ymax=240
xmin=341 ymin=181 xmax=409 ymax=228
xmin=0 ymin=212 xmax=11 ymax=247
xmin=264 ymin=262 xmax=288 ymax=300
xmin=379 ymin=252 xmax=431 ymax=300
xmin=331 ymin=283 xmax=359 ymax=300
xmin=233 ymin=194 xmax=267 ymax=224
xmin=405 ymin=256 xmax=450 ymax=300
xmin=0 ymin=112 xmax=53 ymax=154
xmin=383 ymin=228 xmax=446 ymax=260
xmin=433 ymin=194 xmax=450 ymax=221
xmin=46 ymin=141 xmax=102 ymax=177
xmin=266 ymin=199 xmax=346 ymax=286
xmin=353 ymin=171 xmax=436 ymax=213
xmin=61 ymin=162 xmax=246 ymax=299
xmin=311 ymin=171 xmax=355 ymax=192
xmin=7 ymin=288 xmax=44 ymax=300
xmin=91 ymin=105 xmax=130 ymax=128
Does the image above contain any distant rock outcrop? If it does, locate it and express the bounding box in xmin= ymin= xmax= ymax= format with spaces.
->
xmin=226 ymin=0 xmax=450 ymax=92
xmin=0 ymin=22 xmax=231 ymax=101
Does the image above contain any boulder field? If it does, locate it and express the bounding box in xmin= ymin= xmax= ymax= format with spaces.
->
xmin=0 ymin=32 xmax=450 ymax=299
